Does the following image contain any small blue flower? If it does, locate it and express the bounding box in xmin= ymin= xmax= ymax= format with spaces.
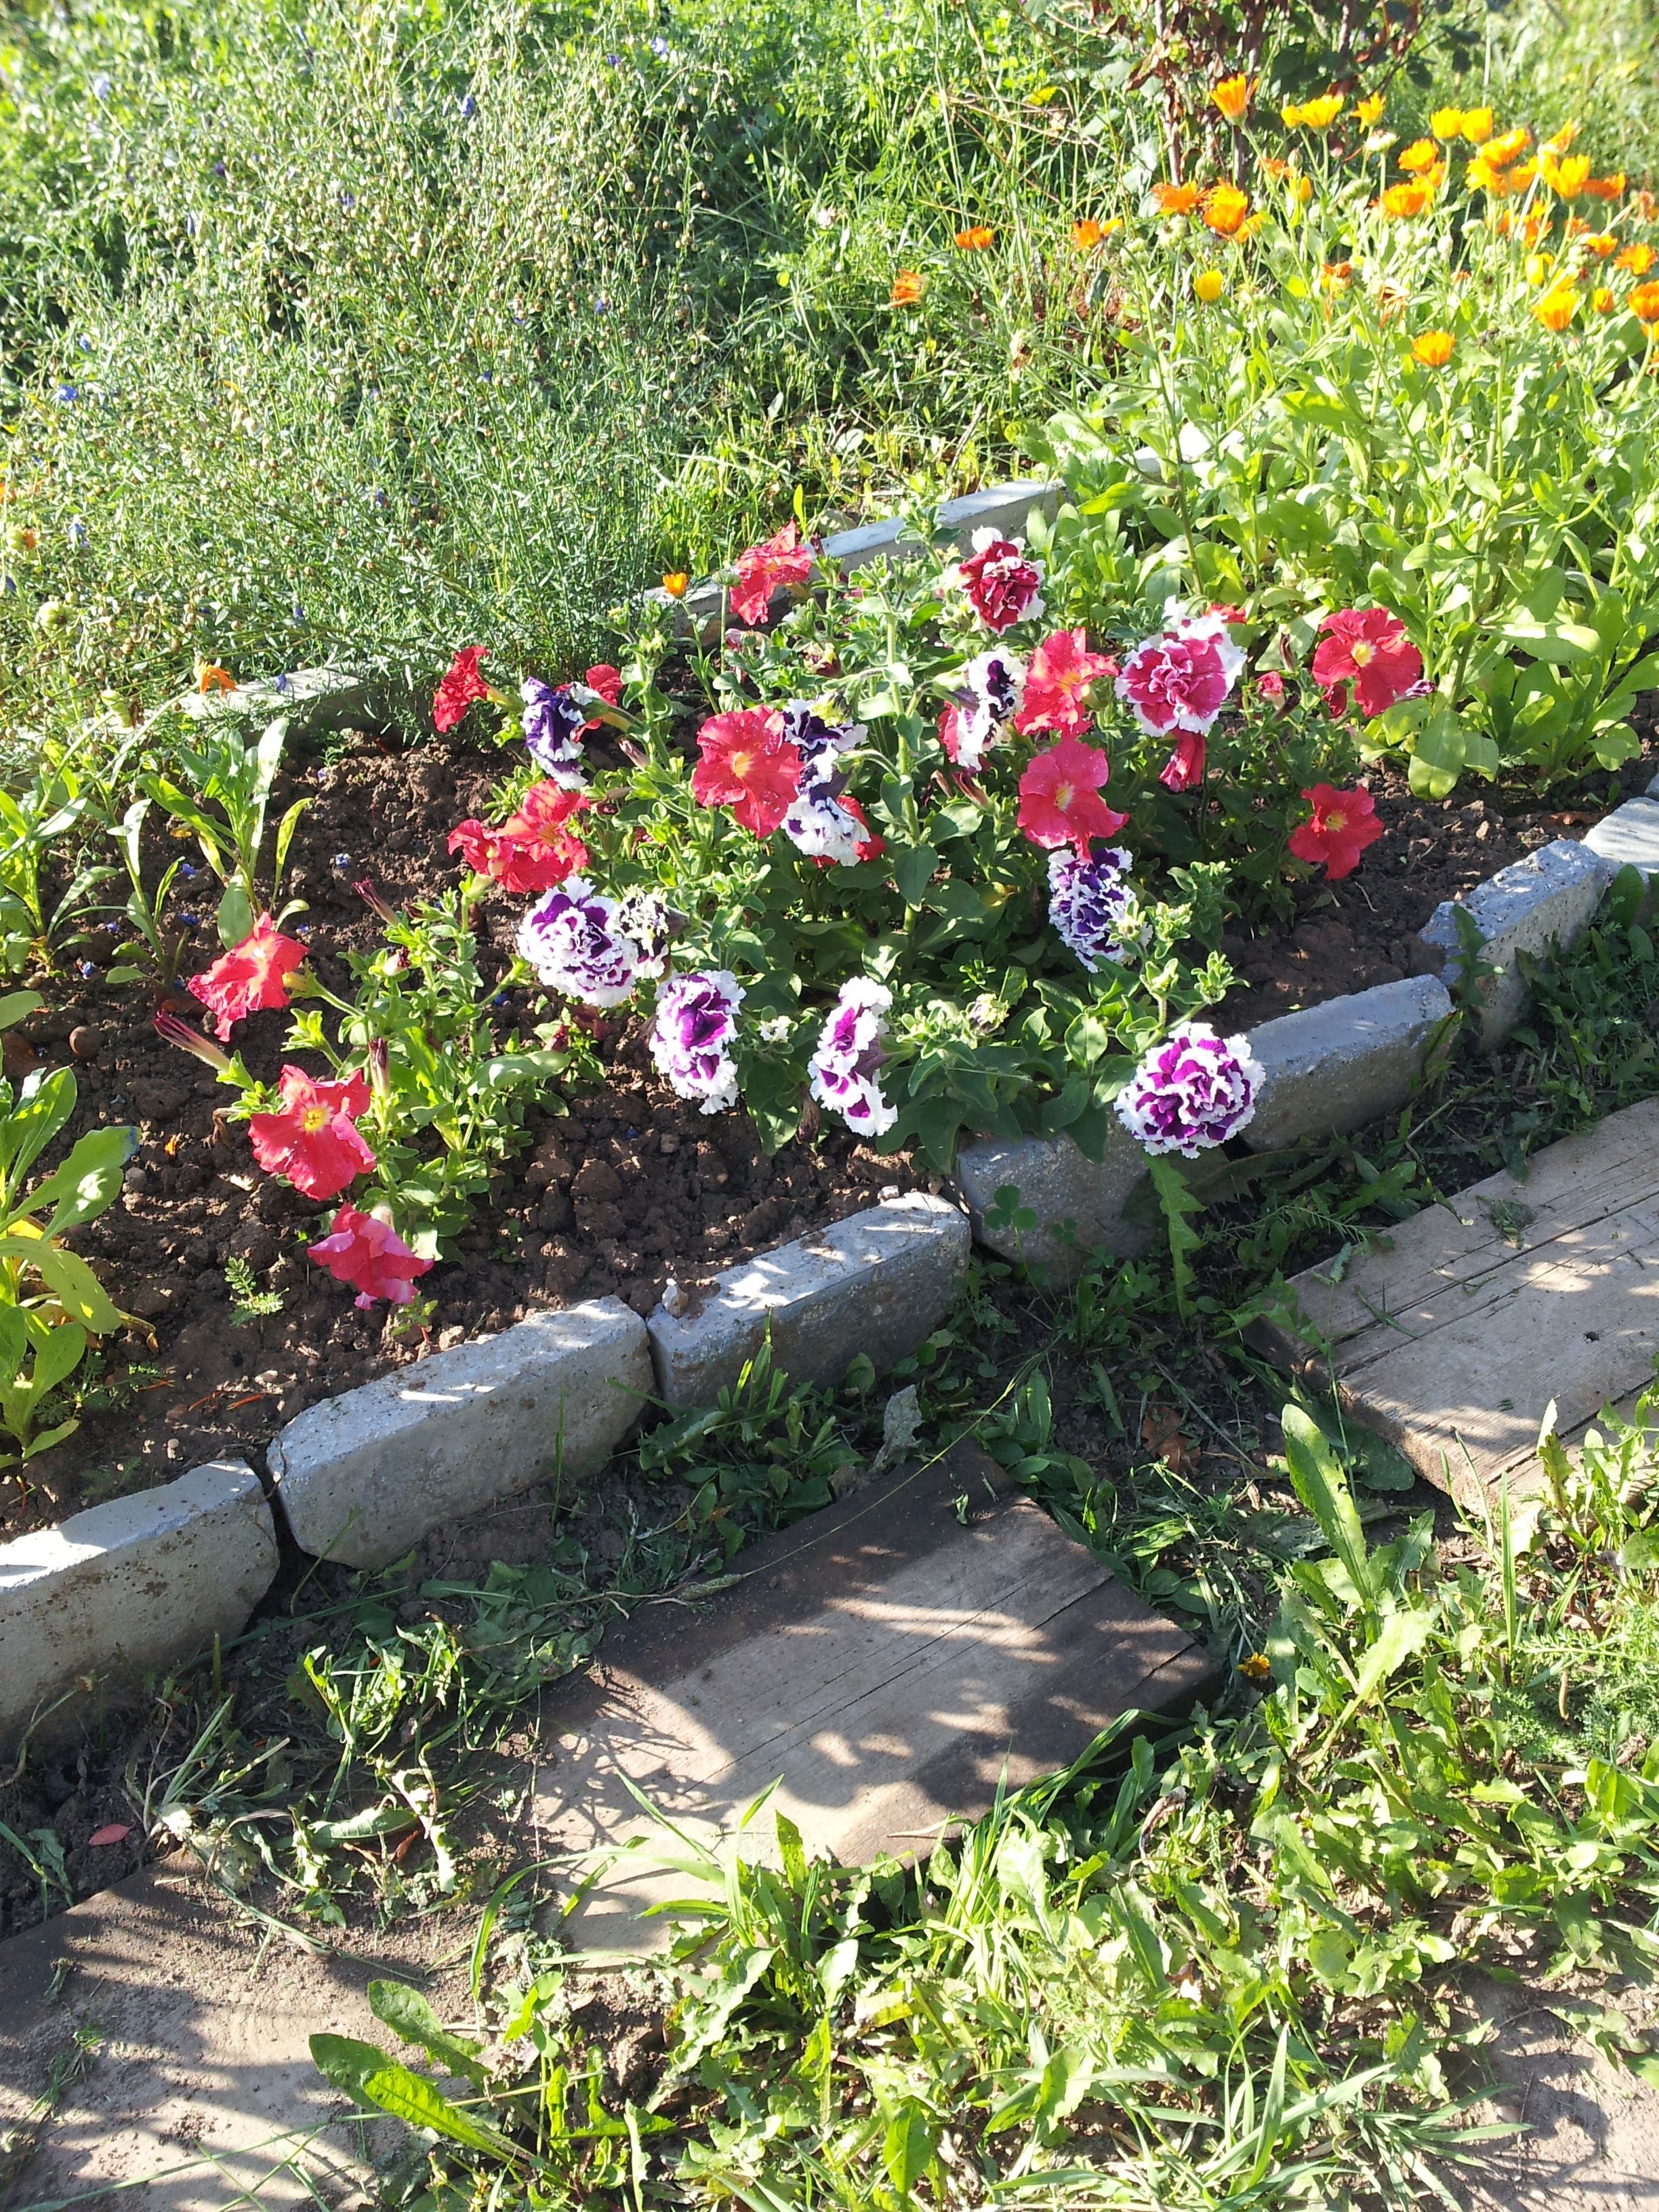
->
xmin=295 ymin=925 xmax=312 ymax=941
xmin=180 ymin=913 xmax=201 ymax=930
xmin=185 ymin=213 xmax=198 ymax=237
xmin=212 ymin=160 xmax=227 ymax=178
xmin=340 ymin=190 xmax=356 ymax=212
xmin=605 ymin=51 xmax=621 ymax=64
xmin=70 ymin=519 xmax=87 ymax=546
xmin=274 ymin=670 xmax=290 ymax=692
xmin=91 ymin=73 xmax=112 ymax=99
xmin=372 ymin=488 xmax=388 ymax=508
xmin=651 ymin=35 xmax=668 ymax=54
xmin=594 ymin=295 xmax=609 ymax=314
xmin=459 ymin=91 xmax=476 ymax=117
xmin=492 ymin=992 xmax=512 ymax=1008
xmin=291 ymin=605 xmax=305 ymax=624
xmin=77 ymin=960 xmax=96 ymax=979
xmin=331 ymin=853 xmax=352 ymax=872
xmin=77 ymin=335 xmax=92 ymax=352
xmin=100 ymin=920 xmax=121 ymax=934
xmin=56 ymin=385 xmax=79 ymax=404
xmin=180 ymin=863 xmax=199 ymax=880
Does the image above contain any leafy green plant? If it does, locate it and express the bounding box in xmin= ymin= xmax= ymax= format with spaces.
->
xmin=0 ymin=772 xmax=109 ymax=975
xmin=140 ymin=710 xmax=308 ymax=948
xmin=224 ymin=1254 xmax=283 ymax=1325
xmin=0 ymin=993 xmax=136 ymax=1469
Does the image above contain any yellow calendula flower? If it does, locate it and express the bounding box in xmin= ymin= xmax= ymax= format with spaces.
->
xmin=1237 ymin=1652 xmax=1273 ymax=1683
xmin=1411 ymin=328 xmax=1455 ymax=366
xmin=1212 ymin=74 xmax=1252 ymax=123
xmin=1542 ymin=119 xmax=1579 ymax=155
xmin=661 ymin=571 xmax=690 ymax=597
xmin=1461 ymin=106 xmax=1494 ymax=144
xmin=1467 ymin=155 xmax=1511 ymax=196
xmin=1200 ymin=181 xmax=1251 ymax=236
xmin=1194 ymin=267 xmax=1225 ymax=302
xmin=1592 ymin=285 xmax=1616 ymax=314
xmin=1510 ymin=159 xmax=1539 ymax=190
xmin=1294 ymin=176 xmax=1313 ymax=204
xmin=1355 ymin=91 xmax=1385 ymax=126
xmin=1286 ymin=92 xmax=1343 ymax=129
xmin=1431 ymin=106 xmax=1464 ymax=139
xmin=1534 ymin=285 xmax=1578 ymax=331
xmin=1398 ymin=138 xmax=1439 ymax=174
xmin=1485 ymin=125 xmax=1532 ymax=167
xmin=1544 ymin=152 xmax=1591 ymax=199
xmin=1524 ymin=251 xmax=1554 ymax=285
xmin=1584 ymin=232 xmax=1619 ymax=257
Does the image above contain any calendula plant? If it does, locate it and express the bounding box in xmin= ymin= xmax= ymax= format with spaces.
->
xmin=0 ymin=993 xmax=137 ymax=1469
xmin=138 ymin=707 xmax=308 ymax=948
xmin=1033 ymin=87 xmax=1659 ymax=792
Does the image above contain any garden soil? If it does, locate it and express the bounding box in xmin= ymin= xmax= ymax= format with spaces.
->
xmin=2 ymin=728 xmax=930 ymax=1536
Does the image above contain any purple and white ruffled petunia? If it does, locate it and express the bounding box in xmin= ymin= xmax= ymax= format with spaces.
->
xmin=522 ymin=678 xmax=589 ymax=786
xmin=1046 ymin=844 xmax=1136 ymax=972
xmin=614 ymin=889 xmax=676 ymax=978
xmin=649 ymin=970 xmax=744 ymax=1113
xmin=939 ymin=648 xmax=1023 ymax=772
xmin=1114 ymin=1021 xmax=1263 ymax=1158
xmin=779 ymin=701 xmax=871 ymax=865
xmin=808 ymin=977 xmax=897 ymax=1136
xmin=516 ymin=876 xmax=643 ymax=1006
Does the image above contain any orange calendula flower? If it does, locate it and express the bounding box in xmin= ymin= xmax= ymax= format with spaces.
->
xmin=1212 ymin=73 xmax=1252 ymax=122
xmin=1467 ymin=156 xmax=1512 ymax=196
xmin=954 ymin=226 xmax=995 ymax=250
xmin=1154 ymin=181 xmax=1200 ymax=216
xmin=1461 ymin=106 xmax=1494 ymax=144
xmin=1430 ymin=106 xmax=1464 ymax=139
xmin=1485 ymin=125 xmax=1532 ymax=167
xmin=890 ymin=268 xmax=925 ymax=304
xmin=1237 ymin=209 xmax=1266 ymax=238
xmin=1322 ymin=260 xmax=1354 ymax=288
xmin=1632 ymin=281 xmax=1659 ymax=323
xmin=196 ymin=661 xmax=235 ymax=694
xmin=1543 ymin=152 xmax=1591 ymax=199
xmin=1398 ymin=138 xmax=1440 ymax=174
xmin=1584 ymin=233 xmax=1619 ymax=257
xmin=1381 ymin=180 xmax=1433 ymax=218
xmin=1355 ymin=92 xmax=1385 ymax=126
xmin=1592 ymin=285 xmax=1616 ymax=314
xmin=1194 ymin=267 xmax=1225 ymax=303
xmin=1583 ymin=173 xmax=1626 ymax=201
xmin=1617 ymin=242 xmax=1656 ymax=274
xmin=1510 ymin=159 xmax=1539 ymax=190
xmin=1534 ymin=286 xmax=1578 ymax=331
xmin=1542 ymin=119 xmax=1579 ymax=155
xmin=661 ymin=571 xmax=690 ymax=598
xmin=1200 ymin=182 xmax=1250 ymax=236
xmin=1071 ymin=218 xmax=1104 ymax=249
xmin=1260 ymin=157 xmax=1291 ymax=180
xmin=1412 ymin=329 xmax=1455 ymax=366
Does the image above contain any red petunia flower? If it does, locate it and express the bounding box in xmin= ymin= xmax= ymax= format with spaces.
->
xmin=1013 ymin=629 xmax=1120 ymax=739
xmin=731 ymin=523 xmax=815 ymax=628
xmin=583 ymin=663 xmax=623 ymax=705
xmin=433 ymin=646 xmax=491 ymax=733
xmin=1160 ymin=731 xmax=1207 ymax=792
xmin=449 ymin=782 xmax=591 ymax=893
xmin=691 ymin=708 xmax=803 ymax=837
xmin=1255 ymin=670 xmax=1286 ymax=700
xmin=1311 ymin=608 xmax=1423 ymax=719
xmin=1017 ymin=734 xmax=1130 ymax=855
xmin=308 ymin=1204 xmax=433 ymax=1309
xmin=249 ymin=1066 xmax=375 ymax=1200
xmin=956 ymin=533 xmax=1044 ymax=633
xmin=186 ymin=914 xmax=308 ymax=1041
xmin=1288 ymin=783 xmax=1385 ymax=880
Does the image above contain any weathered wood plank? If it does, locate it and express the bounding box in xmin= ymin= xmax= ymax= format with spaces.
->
xmin=1258 ymin=1099 xmax=1659 ymax=1502
xmin=532 ymin=1447 xmax=1217 ymax=1948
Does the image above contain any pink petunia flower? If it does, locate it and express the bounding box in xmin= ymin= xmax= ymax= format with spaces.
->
xmin=1288 ymin=783 xmax=1385 ymax=880
xmin=691 ymin=708 xmax=803 ymax=837
xmin=308 ymin=1204 xmax=433 ymax=1309
xmin=249 ymin=1066 xmax=376 ymax=1200
xmin=1014 ymin=629 xmax=1120 ymax=739
xmin=731 ymin=523 xmax=814 ymax=627
xmin=449 ymin=782 xmax=590 ymax=893
xmin=433 ymin=646 xmax=491 ymax=733
xmin=1116 ymin=605 xmax=1245 ymax=739
xmin=1311 ymin=608 xmax=1423 ymax=719
xmin=1159 ymin=731 xmax=1208 ymax=792
xmin=954 ymin=530 xmax=1045 ymax=633
xmin=1017 ymin=734 xmax=1130 ymax=855
xmin=186 ymin=915 xmax=308 ymax=1041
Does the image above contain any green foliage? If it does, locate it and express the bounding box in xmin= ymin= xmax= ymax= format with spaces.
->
xmin=358 ymin=1403 xmax=1659 ymax=2211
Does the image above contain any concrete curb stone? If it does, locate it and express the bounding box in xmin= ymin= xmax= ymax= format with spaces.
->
xmin=646 ymin=1193 xmax=970 ymax=1411
xmin=1243 ymin=976 xmax=1455 ymax=1151
xmin=268 ymin=1298 xmax=652 ymax=1569
xmin=1416 ymin=836 xmax=1617 ymax=1046
xmin=955 ymin=1123 xmax=1155 ymax=1285
xmin=0 ymin=1460 xmax=277 ymax=1748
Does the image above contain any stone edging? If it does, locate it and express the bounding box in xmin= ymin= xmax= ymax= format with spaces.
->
xmin=5 ymin=480 xmax=1656 ymax=1741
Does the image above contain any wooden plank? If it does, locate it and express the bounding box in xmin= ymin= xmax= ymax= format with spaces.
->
xmin=531 ymin=1446 xmax=1217 ymax=1949
xmin=1258 ymin=1099 xmax=1659 ymax=1502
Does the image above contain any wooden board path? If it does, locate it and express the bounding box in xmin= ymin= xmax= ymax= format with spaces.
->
xmin=531 ymin=1443 xmax=1217 ymax=1948
xmin=1256 ymin=1097 xmax=1659 ymax=1504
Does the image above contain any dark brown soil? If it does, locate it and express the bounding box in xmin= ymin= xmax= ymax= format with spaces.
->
xmin=0 ymin=729 xmax=926 ymax=1540
xmin=1214 ymin=743 xmax=1659 ymax=1032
